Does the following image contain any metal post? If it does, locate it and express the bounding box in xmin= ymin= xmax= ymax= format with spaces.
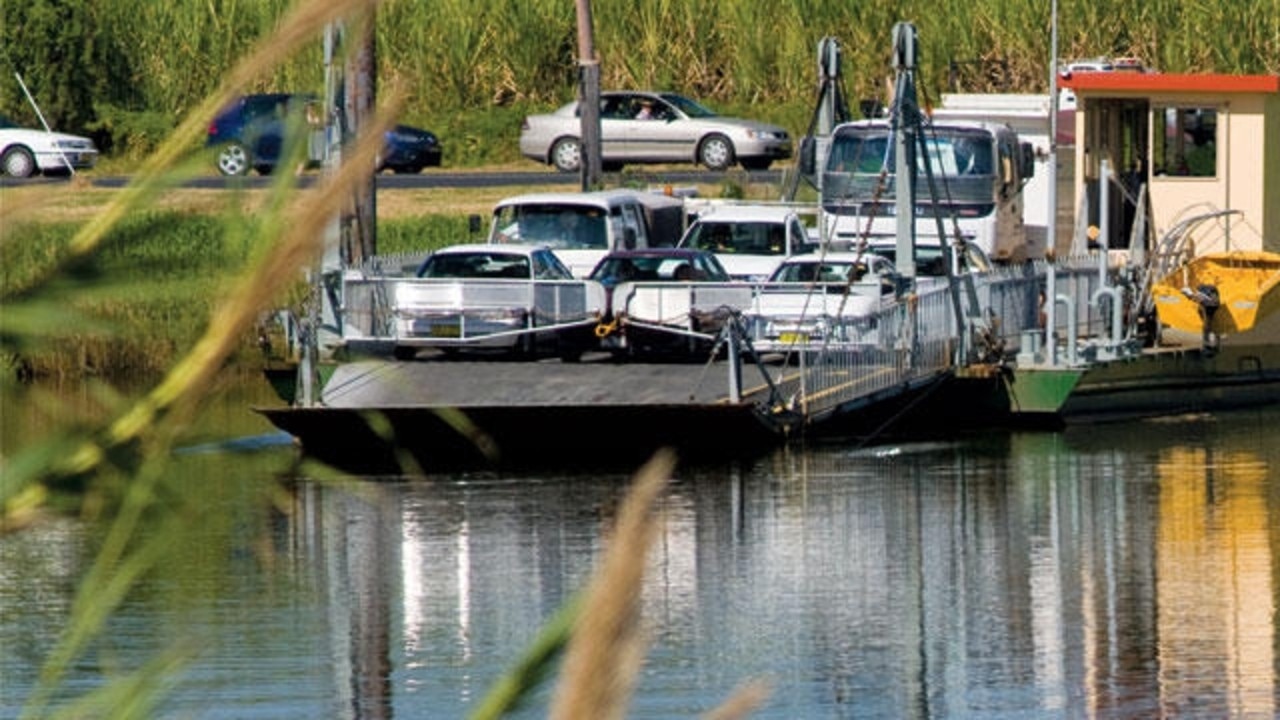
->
xmin=725 ymin=324 xmax=742 ymax=403
xmin=1047 ymin=0 xmax=1059 ymax=257
xmin=891 ymin=22 xmax=919 ymax=281
xmin=1098 ymin=158 xmax=1110 ymax=288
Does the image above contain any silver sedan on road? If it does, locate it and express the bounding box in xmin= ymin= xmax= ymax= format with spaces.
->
xmin=519 ymin=91 xmax=792 ymax=173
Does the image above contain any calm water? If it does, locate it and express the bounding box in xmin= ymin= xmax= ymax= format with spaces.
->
xmin=2 ymin=379 xmax=1278 ymax=719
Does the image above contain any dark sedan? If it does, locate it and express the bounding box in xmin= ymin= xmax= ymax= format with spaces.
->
xmin=206 ymin=93 xmax=442 ymax=176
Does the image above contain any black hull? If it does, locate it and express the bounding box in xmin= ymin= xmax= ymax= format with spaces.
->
xmin=257 ymin=403 xmax=787 ymax=474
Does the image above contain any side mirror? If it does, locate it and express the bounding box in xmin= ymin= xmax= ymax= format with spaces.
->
xmin=468 ymin=214 xmax=482 ymax=236
xmin=622 ymin=227 xmax=638 ymax=250
xmin=1019 ymin=142 xmax=1035 ymax=180
xmin=799 ymin=137 xmax=816 ymax=176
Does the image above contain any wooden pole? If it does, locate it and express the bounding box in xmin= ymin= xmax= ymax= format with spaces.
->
xmin=343 ymin=10 xmax=378 ymax=265
xmin=575 ymin=0 xmax=602 ymax=190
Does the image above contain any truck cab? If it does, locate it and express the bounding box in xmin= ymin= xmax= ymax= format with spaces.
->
xmin=487 ymin=189 xmax=685 ymax=277
xmin=819 ymin=118 xmax=1040 ymax=263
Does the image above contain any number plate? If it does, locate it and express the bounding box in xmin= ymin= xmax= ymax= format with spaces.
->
xmin=429 ymin=324 xmax=461 ymax=338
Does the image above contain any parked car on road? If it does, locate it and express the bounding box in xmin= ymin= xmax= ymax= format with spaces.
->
xmin=392 ymin=244 xmax=594 ymax=360
xmin=0 ymin=113 xmax=98 ymax=178
xmin=206 ymin=93 xmax=442 ymax=176
xmin=519 ymin=90 xmax=792 ymax=173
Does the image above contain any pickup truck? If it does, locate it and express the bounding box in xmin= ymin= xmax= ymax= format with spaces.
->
xmin=677 ymin=201 xmax=817 ymax=281
xmin=486 ymin=189 xmax=685 ymax=277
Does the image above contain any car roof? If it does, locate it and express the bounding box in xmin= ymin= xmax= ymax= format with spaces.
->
xmin=433 ymin=243 xmax=550 ymax=257
xmin=780 ymin=252 xmax=890 ymax=264
xmin=689 ymin=204 xmax=800 ymax=223
xmin=601 ymin=248 xmax=709 ymax=260
xmin=492 ymin=189 xmax=649 ymax=211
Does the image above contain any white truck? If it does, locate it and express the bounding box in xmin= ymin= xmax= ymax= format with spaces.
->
xmin=676 ymin=201 xmax=818 ymax=281
xmin=816 ymin=117 xmax=1043 ymax=264
xmin=486 ymin=189 xmax=686 ymax=277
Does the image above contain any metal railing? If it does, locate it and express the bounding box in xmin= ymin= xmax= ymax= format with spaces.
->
xmin=338 ymin=254 xmax=1136 ymax=418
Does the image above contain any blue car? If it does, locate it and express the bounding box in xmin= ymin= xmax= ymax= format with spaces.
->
xmin=206 ymin=93 xmax=443 ymax=176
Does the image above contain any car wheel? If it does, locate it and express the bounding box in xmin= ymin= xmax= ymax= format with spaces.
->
xmin=216 ymin=143 xmax=252 ymax=176
xmin=698 ymin=134 xmax=735 ymax=171
xmin=550 ymin=137 xmax=582 ymax=173
xmin=557 ymin=339 xmax=584 ymax=363
xmin=740 ymin=158 xmax=773 ymax=171
xmin=1 ymin=146 xmax=37 ymax=178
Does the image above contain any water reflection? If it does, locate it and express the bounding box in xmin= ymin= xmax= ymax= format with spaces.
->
xmin=262 ymin=412 xmax=1276 ymax=718
xmin=3 ymin=400 xmax=1278 ymax=718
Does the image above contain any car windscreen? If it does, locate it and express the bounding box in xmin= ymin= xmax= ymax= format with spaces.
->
xmin=685 ymin=221 xmax=787 ymax=255
xmin=771 ymin=262 xmax=860 ymax=283
xmin=418 ymin=253 xmax=530 ymax=279
xmin=492 ymin=205 xmax=608 ymax=250
xmin=659 ymin=94 xmax=717 ymax=119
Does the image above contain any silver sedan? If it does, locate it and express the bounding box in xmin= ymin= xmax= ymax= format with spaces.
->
xmin=519 ymin=91 xmax=792 ymax=173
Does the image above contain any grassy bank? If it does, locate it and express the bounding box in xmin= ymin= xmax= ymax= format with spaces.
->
xmin=0 ymin=170 xmax=782 ymax=379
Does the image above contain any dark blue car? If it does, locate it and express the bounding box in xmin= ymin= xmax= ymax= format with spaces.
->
xmin=206 ymin=93 xmax=443 ymax=176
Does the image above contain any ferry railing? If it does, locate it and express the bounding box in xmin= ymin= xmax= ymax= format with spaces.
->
xmin=339 ymin=276 xmax=605 ymax=345
xmin=741 ymin=280 xmax=959 ymax=419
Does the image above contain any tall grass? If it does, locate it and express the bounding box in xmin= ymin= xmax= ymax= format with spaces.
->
xmin=5 ymin=0 xmax=1276 ymax=166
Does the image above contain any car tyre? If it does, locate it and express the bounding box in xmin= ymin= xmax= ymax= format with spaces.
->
xmin=1 ymin=146 xmax=37 ymax=178
xmin=698 ymin=134 xmax=735 ymax=171
xmin=216 ymin=142 xmax=252 ymax=176
xmin=550 ymin=137 xmax=582 ymax=173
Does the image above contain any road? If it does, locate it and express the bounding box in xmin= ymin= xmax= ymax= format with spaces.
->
xmin=2 ymin=168 xmax=784 ymax=190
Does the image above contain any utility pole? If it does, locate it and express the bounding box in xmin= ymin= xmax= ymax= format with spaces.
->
xmin=342 ymin=10 xmax=378 ymax=266
xmin=575 ymin=0 xmax=602 ymax=190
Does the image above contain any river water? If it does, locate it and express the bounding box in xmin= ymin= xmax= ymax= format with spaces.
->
xmin=2 ymin=378 xmax=1277 ymax=719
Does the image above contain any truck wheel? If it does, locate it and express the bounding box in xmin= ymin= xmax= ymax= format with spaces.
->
xmin=550 ymin=137 xmax=582 ymax=173
xmin=393 ymin=345 xmax=417 ymax=360
xmin=698 ymin=134 xmax=735 ymax=171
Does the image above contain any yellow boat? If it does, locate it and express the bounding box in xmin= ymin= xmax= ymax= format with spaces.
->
xmin=1151 ymin=250 xmax=1280 ymax=336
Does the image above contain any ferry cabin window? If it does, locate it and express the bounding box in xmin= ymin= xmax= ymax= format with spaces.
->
xmin=1153 ymin=106 xmax=1217 ymax=178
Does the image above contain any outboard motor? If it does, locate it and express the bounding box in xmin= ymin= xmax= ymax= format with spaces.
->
xmin=1184 ymin=283 xmax=1221 ymax=355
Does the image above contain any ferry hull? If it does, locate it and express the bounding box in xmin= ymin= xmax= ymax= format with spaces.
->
xmin=941 ymin=343 xmax=1280 ymax=428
